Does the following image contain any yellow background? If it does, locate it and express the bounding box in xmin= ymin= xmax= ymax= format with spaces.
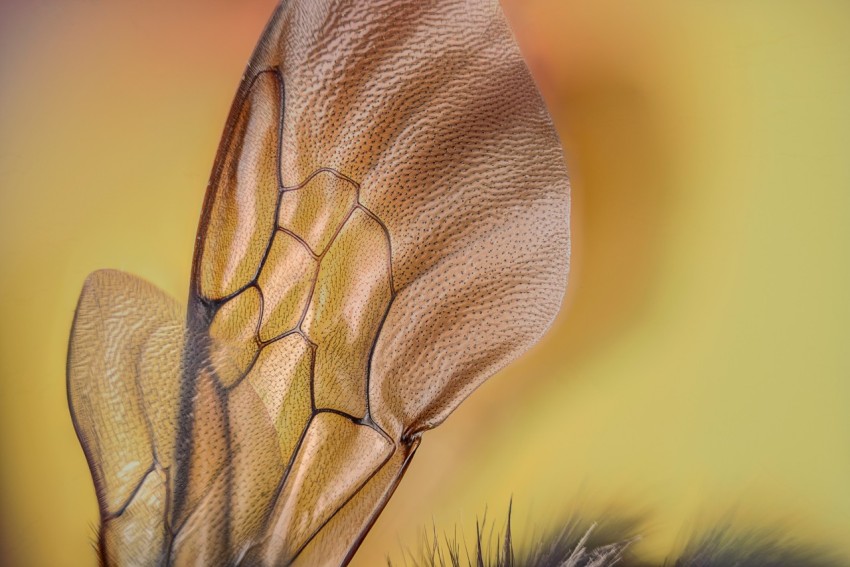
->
xmin=1 ymin=1 xmax=848 ymax=565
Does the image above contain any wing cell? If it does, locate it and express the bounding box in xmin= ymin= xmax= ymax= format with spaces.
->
xmin=260 ymin=411 xmax=393 ymax=565
xmin=199 ymin=71 xmax=283 ymax=301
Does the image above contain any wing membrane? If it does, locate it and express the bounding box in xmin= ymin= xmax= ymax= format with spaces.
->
xmin=69 ymin=0 xmax=569 ymax=565
xmin=67 ymin=269 xmax=183 ymax=564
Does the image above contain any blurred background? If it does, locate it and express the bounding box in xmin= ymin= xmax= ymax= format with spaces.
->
xmin=1 ymin=0 xmax=848 ymax=565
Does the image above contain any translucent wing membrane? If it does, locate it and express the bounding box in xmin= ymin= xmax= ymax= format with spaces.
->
xmin=68 ymin=0 xmax=570 ymax=565
xmin=68 ymin=270 xmax=183 ymax=565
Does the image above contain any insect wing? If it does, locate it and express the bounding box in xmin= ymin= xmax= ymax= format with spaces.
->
xmin=68 ymin=0 xmax=570 ymax=565
xmin=67 ymin=270 xmax=184 ymax=565
xmin=181 ymin=0 xmax=570 ymax=565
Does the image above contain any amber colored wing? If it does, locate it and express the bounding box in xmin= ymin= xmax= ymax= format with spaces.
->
xmin=67 ymin=270 xmax=184 ymax=566
xmin=68 ymin=0 xmax=570 ymax=565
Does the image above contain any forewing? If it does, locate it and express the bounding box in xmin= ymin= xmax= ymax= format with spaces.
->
xmin=214 ymin=0 xmax=570 ymax=440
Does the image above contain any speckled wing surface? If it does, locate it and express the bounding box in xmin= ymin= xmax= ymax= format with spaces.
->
xmin=67 ymin=1 xmax=570 ymax=565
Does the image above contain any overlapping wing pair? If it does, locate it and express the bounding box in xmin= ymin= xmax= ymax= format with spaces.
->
xmin=68 ymin=1 xmax=570 ymax=565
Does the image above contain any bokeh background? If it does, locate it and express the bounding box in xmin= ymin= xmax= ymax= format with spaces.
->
xmin=1 ymin=0 xmax=848 ymax=565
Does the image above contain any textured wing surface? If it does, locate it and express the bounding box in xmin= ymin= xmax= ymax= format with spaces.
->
xmin=70 ymin=0 xmax=570 ymax=565
xmin=67 ymin=269 xmax=184 ymax=566
xmin=229 ymin=0 xmax=571 ymax=440
xmin=182 ymin=0 xmax=569 ymax=564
